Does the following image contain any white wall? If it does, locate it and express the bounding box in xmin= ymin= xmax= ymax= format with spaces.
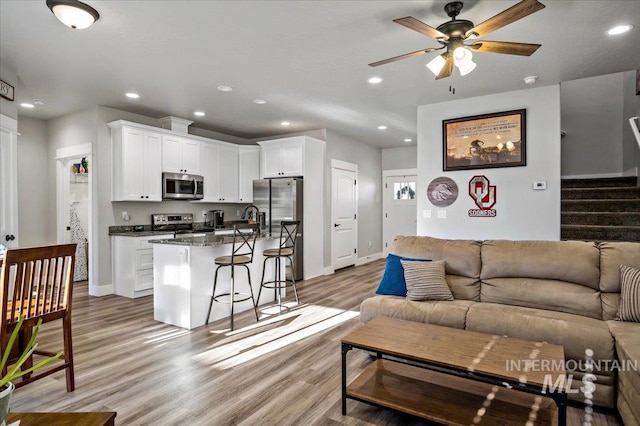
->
xmin=17 ymin=116 xmax=55 ymax=247
xmin=382 ymin=146 xmax=417 ymax=170
xmin=417 ymin=85 xmax=561 ymax=241
xmin=561 ymin=73 xmax=625 ymax=177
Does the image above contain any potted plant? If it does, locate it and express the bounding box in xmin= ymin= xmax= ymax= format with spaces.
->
xmin=0 ymin=316 xmax=62 ymax=426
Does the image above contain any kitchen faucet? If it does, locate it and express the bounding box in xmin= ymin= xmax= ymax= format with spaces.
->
xmin=241 ymin=204 xmax=260 ymax=221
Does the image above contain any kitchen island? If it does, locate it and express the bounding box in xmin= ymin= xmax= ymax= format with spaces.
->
xmin=151 ymin=232 xmax=282 ymax=330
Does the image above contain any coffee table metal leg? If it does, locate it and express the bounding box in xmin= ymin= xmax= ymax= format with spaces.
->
xmin=550 ymin=391 xmax=567 ymax=426
xmin=341 ymin=343 xmax=352 ymax=415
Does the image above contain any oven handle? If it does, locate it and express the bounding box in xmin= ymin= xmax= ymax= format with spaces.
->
xmin=193 ymin=177 xmax=197 ymax=198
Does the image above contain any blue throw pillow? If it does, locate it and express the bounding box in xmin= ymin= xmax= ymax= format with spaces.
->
xmin=375 ymin=254 xmax=431 ymax=296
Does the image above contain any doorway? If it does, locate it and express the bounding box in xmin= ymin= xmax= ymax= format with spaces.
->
xmin=0 ymin=114 xmax=18 ymax=249
xmin=383 ymin=169 xmax=417 ymax=254
xmin=56 ymin=144 xmax=94 ymax=288
xmin=330 ymin=159 xmax=358 ymax=270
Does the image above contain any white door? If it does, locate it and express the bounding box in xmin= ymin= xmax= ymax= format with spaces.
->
xmin=331 ymin=160 xmax=357 ymax=270
xmin=383 ymin=173 xmax=417 ymax=254
xmin=0 ymin=115 xmax=19 ymax=248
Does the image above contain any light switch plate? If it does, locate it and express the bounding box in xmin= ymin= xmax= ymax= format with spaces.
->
xmin=423 ymin=210 xmax=432 ymax=219
xmin=437 ymin=210 xmax=446 ymax=219
xmin=533 ymin=181 xmax=547 ymax=190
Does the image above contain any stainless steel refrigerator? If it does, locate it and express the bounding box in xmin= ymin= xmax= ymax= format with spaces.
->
xmin=253 ymin=178 xmax=303 ymax=280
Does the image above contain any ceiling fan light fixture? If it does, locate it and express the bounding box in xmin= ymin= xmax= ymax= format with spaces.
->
xmin=426 ymin=54 xmax=447 ymax=76
xmin=46 ymin=0 xmax=99 ymax=29
xmin=457 ymin=59 xmax=476 ymax=76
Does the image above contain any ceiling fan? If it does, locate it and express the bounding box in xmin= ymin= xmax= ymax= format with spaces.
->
xmin=369 ymin=0 xmax=545 ymax=79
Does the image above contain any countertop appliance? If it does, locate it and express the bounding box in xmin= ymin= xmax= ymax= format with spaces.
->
xmin=252 ymin=178 xmax=303 ymax=280
xmin=151 ymin=213 xmax=194 ymax=234
xmin=162 ymin=172 xmax=204 ymax=200
xmin=206 ymin=210 xmax=224 ymax=228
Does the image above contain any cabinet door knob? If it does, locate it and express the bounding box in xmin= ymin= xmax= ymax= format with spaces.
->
xmin=146 ymin=196 xmax=149 ymax=199
xmin=140 ymin=195 xmax=144 ymax=199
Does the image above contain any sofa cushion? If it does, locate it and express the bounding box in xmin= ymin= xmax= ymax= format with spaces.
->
xmin=360 ymin=296 xmax=473 ymax=329
xmin=480 ymin=240 xmax=602 ymax=318
xmin=375 ymin=253 xmax=430 ymax=297
xmin=599 ymin=242 xmax=640 ymax=293
xmin=392 ymin=236 xmax=481 ymax=301
xmin=481 ymin=278 xmax=602 ymax=319
xmin=401 ymin=260 xmax=453 ymax=301
xmin=607 ymin=320 xmax=640 ymax=423
xmin=616 ymin=265 xmax=640 ymax=322
xmin=466 ymin=303 xmax=615 ymax=373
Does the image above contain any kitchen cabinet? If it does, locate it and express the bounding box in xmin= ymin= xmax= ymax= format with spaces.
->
xmin=110 ymin=122 xmax=162 ymax=201
xmin=201 ymin=143 xmax=239 ymax=202
xmin=238 ymin=147 xmax=260 ymax=202
xmin=162 ymin=135 xmax=201 ymax=174
xmin=112 ymin=233 xmax=173 ymax=298
xmin=258 ymin=138 xmax=304 ymax=178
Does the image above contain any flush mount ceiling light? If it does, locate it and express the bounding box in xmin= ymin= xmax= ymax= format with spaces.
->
xmin=607 ymin=24 xmax=633 ymax=35
xmin=217 ymin=85 xmax=233 ymax=92
xmin=404 ymin=138 xmax=412 ymax=142
xmin=378 ymin=125 xmax=387 ymax=130
xmin=281 ymin=121 xmax=291 ymax=126
xmin=194 ymin=111 xmax=205 ymax=117
xmin=253 ymin=99 xmax=267 ymax=104
xmin=46 ymin=0 xmax=99 ymax=30
xmin=369 ymin=0 xmax=544 ymax=80
xmin=367 ymin=76 xmax=383 ymax=84
xmin=125 ymin=92 xmax=140 ymax=99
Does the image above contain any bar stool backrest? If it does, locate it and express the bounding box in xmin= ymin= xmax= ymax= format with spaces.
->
xmin=231 ymin=225 xmax=258 ymax=262
xmin=278 ymin=220 xmax=300 ymax=256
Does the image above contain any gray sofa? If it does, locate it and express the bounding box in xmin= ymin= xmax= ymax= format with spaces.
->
xmin=360 ymin=236 xmax=640 ymax=425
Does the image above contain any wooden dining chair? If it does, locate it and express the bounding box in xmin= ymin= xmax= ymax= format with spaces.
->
xmin=0 ymin=243 xmax=76 ymax=391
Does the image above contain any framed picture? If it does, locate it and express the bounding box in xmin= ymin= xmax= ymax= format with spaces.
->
xmin=443 ymin=109 xmax=526 ymax=171
xmin=0 ymin=79 xmax=14 ymax=101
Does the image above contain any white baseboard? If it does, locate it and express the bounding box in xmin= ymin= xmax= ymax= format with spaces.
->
xmin=561 ymin=172 xmax=628 ymax=179
xmin=623 ymin=167 xmax=638 ymax=178
xmin=89 ymin=283 xmax=114 ymax=297
xmin=355 ymin=252 xmax=384 ymax=266
xmin=323 ymin=266 xmax=335 ymax=275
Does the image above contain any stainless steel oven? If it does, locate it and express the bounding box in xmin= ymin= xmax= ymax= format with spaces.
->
xmin=162 ymin=173 xmax=204 ymax=200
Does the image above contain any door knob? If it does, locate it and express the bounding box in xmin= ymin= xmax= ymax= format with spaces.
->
xmin=334 ymin=223 xmax=340 ymax=227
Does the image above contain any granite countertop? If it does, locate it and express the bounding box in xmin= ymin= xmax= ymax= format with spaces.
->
xmin=150 ymin=232 xmax=277 ymax=247
xmin=109 ymin=221 xmax=253 ymax=237
xmin=109 ymin=230 xmax=176 ymax=237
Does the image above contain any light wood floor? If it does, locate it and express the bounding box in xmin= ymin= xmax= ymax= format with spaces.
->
xmin=11 ymin=260 xmax=623 ymax=425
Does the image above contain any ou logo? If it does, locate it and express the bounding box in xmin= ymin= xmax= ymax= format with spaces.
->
xmin=468 ymin=175 xmax=496 ymax=210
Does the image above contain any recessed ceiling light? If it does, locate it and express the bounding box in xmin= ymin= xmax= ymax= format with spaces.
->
xmin=523 ymin=75 xmax=538 ymax=85
xmin=194 ymin=111 xmax=205 ymax=117
xmin=607 ymin=24 xmax=633 ymax=35
xmin=404 ymin=138 xmax=412 ymax=142
xmin=281 ymin=121 xmax=291 ymax=126
xmin=253 ymin=99 xmax=267 ymax=105
xmin=217 ymin=85 xmax=233 ymax=92
xmin=378 ymin=125 xmax=387 ymax=130
xmin=20 ymin=103 xmax=35 ymax=108
xmin=125 ymin=92 xmax=140 ymax=99
xmin=368 ymin=76 xmax=383 ymax=84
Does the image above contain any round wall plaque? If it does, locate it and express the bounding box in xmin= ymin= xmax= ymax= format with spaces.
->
xmin=427 ymin=177 xmax=459 ymax=207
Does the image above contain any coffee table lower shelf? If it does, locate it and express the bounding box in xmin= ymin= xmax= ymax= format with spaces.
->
xmin=346 ymin=359 xmax=557 ymax=426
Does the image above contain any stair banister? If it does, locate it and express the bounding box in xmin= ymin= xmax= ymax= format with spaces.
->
xmin=630 ymin=116 xmax=640 ymax=151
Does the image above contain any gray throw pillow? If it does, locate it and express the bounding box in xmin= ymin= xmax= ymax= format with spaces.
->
xmin=401 ymin=259 xmax=453 ymax=301
xmin=616 ymin=264 xmax=640 ymax=322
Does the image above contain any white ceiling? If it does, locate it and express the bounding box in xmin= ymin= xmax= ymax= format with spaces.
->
xmin=1 ymin=0 xmax=639 ymax=148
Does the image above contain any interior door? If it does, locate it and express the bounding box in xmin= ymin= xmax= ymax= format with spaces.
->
xmin=331 ymin=164 xmax=357 ymax=270
xmin=0 ymin=115 xmax=19 ymax=248
xmin=383 ymin=175 xmax=417 ymax=254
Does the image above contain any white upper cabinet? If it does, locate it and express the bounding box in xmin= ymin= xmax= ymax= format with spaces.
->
xmin=162 ymin=135 xmax=201 ymax=174
xmin=259 ymin=138 xmax=304 ymax=178
xmin=110 ymin=122 xmax=162 ymax=202
xmin=238 ymin=147 xmax=260 ymax=203
xmin=201 ymin=143 xmax=239 ymax=203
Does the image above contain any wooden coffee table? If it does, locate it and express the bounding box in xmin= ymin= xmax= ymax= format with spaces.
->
xmin=341 ymin=317 xmax=567 ymax=426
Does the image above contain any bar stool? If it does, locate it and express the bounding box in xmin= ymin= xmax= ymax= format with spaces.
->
xmin=257 ymin=220 xmax=300 ymax=313
xmin=206 ymin=225 xmax=259 ymax=331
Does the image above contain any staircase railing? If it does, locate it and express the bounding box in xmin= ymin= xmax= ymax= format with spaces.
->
xmin=630 ymin=116 xmax=640 ymax=151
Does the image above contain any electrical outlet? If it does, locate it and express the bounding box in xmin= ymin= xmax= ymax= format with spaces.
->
xmin=437 ymin=210 xmax=446 ymax=219
xmin=202 ymin=210 xmax=207 ymax=217
xmin=121 ymin=211 xmax=130 ymax=221
xmin=423 ymin=210 xmax=432 ymax=218
xmin=533 ymin=181 xmax=547 ymax=190
xmin=368 ymin=241 xmax=372 ymax=249
xmin=237 ymin=210 xmax=240 ymax=216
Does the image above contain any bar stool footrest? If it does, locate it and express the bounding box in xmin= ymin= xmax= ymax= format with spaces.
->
xmin=260 ymin=279 xmax=296 ymax=290
xmin=213 ymin=292 xmax=254 ymax=304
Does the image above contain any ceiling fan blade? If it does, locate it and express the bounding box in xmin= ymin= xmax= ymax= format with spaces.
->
xmin=465 ymin=0 xmax=545 ymax=39
xmin=394 ymin=17 xmax=448 ymax=41
xmin=469 ymin=40 xmax=541 ymax=56
xmin=368 ymin=48 xmax=437 ymax=67
xmin=436 ymin=56 xmax=454 ymax=80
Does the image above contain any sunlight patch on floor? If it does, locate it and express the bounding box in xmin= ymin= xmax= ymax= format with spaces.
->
xmin=144 ymin=328 xmax=191 ymax=344
xmin=194 ymin=304 xmax=360 ymax=370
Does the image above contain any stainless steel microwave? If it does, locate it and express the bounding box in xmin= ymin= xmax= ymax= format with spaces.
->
xmin=162 ymin=172 xmax=204 ymax=200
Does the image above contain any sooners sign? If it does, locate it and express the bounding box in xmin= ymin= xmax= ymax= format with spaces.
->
xmin=468 ymin=175 xmax=497 ymax=217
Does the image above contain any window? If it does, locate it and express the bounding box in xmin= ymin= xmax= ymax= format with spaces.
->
xmin=394 ymin=182 xmax=416 ymax=200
